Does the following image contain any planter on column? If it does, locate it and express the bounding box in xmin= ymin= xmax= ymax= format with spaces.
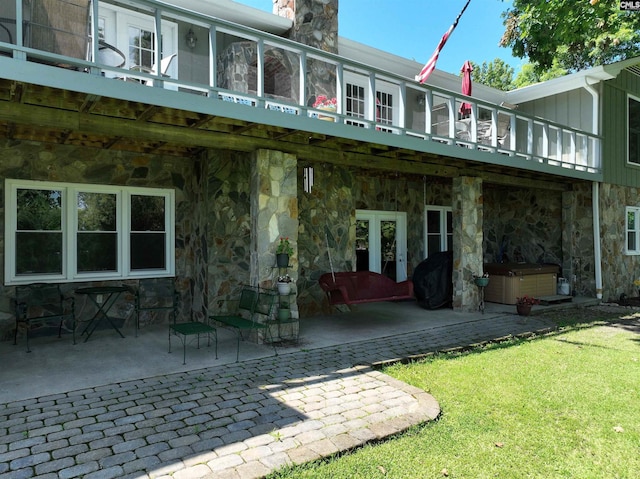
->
xmin=276 ymin=253 xmax=289 ymax=268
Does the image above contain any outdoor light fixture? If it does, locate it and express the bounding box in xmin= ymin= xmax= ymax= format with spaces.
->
xmin=185 ymin=27 xmax=197 ymax=49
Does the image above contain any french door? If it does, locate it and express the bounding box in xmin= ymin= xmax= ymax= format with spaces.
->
xmin=355 ymin=210 xmax=407 ymax=282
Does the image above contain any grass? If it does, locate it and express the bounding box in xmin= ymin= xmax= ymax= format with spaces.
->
xmin=269 ymin=312 xmax=640 ymax=478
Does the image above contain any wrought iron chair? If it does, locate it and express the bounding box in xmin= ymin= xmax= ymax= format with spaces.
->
xmin=210 ymin=286 xmax=277 ymax=362
xmin=14 ymin=283 xmax=75 ymax=352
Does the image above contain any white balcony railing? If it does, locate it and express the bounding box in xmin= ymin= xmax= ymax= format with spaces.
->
xmin=0 ymin=0 xmax=601 ymax=177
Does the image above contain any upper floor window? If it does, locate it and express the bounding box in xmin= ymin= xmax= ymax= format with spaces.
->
xmin=346 ymin=83 xmax=366 ymax=127
xmin=5 ymin=180 xmax=175 ymax=285
xmin=628 ymin=95 xmax=640 ymax=165
xmin=626 ymin=206 xmax=640 ymax=255
xmin=345 ymin=77 xmax=397 ymax=130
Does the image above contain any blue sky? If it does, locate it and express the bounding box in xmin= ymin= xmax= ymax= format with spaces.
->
xmin=237 ymin=0 xmax=522 ymax=75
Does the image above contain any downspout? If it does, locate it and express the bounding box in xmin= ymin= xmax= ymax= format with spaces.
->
xmin=584 ymin=77 xmax=603 ymax=299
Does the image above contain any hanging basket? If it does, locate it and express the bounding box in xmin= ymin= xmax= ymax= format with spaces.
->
xmin=276 ymin=253 xmax=289 ymax=268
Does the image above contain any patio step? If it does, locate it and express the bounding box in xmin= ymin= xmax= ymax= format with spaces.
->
xmin=537 ymin=295 xmax=573 ymax=305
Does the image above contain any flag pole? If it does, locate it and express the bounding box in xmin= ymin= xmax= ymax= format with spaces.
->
xmin=415 ymin=0 xmax=472 ymax=84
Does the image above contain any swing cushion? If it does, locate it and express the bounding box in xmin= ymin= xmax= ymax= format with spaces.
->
xmin=319 ymin=271 xmax=414 ymax=306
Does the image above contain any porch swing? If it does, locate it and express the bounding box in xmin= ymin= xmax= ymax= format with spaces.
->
xmin=318 ymin=171 xmax=414 ymax=307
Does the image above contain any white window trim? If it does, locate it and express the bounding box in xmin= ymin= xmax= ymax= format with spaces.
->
xmin=344 ymin=72 xmax=399 ymax=127
xmin=424 ymin=206 xmax=452 ymax=258
xmin=5 ymin=179 xmax=175 ymax=285
xmin=355 ymin=209 xmax=408 ymax=282
xmin=627 ymin=93 xmax=640 ymax=166
xmin=626 ymin=206 xmax=640 ymax=255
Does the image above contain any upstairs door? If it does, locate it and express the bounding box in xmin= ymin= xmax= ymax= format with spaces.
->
xmin=356 ymin=210 xmax=407 ymax=282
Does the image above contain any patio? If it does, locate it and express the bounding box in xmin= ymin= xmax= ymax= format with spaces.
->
xmin=0 ymin=299 xmax=591 ymax=405
xmin=0 ymin=298 xmax=599 ymax=478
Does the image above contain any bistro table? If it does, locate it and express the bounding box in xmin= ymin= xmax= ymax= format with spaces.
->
xmin=75 ymin=285 xmax=131 ymax=342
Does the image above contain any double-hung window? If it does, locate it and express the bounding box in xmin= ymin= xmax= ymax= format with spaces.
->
xmin=629 ymin=95 xmax=640 ymax=165
xmin=424 ymin=206 xmax=453 ymax=258
xmin=5 ymin=179 xmax=175 ymax=284
xmin=626 ymin=206 xmax=640 ymax=255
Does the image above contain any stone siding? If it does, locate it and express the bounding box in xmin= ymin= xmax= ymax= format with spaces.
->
xmin=483 ymin=185 xmax=564 ymax=266
xmin=599 ymin=183 xmax=640 ymax=301
xmin=0 ymin=139 xmax=202 ymax=339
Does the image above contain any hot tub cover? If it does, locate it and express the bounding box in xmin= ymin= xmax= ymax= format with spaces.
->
xmin=483 ymin=263 xmax=560 ymax=277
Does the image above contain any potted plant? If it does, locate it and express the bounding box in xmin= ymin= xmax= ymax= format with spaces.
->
xmin=277 ymin=304 xmax=291 ymax=321
xmin=276 ymin=274 xmax=292 ymax=295
xmin=515 ymin=295 xmax=539 ymax=316
xmin=276 ymin=237 xmax=293 ymax=268
xmin=313 ymin=95 xmax=337 ymax=121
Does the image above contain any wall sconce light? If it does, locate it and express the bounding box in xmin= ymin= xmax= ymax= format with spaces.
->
xmin=185 ymin=28 xmax=197 ymax=49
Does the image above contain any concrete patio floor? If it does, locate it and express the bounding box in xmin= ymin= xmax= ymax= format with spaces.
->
xmin=0 ymin=298 xmax=586 ymax=404
xmin=0 ymin=298 xmax=596 ymax=479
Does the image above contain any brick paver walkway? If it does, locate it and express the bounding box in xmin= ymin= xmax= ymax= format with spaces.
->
xmin=1 ymin=314 xmax=556 ymax=479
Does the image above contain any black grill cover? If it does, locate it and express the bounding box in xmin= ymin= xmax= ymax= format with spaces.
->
xmin=413 ymin=251 xmax=453 ymax=309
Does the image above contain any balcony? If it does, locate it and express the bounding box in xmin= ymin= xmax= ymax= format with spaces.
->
xmin=0 ymin=0 xmax=601 ymax=181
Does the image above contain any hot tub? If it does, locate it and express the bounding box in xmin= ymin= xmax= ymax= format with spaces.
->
xmin=482 ymin=263 xmax=559 ymax=305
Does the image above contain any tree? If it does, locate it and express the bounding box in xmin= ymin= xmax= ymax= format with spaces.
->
xmin=467 ymin=59 xmax=515 ymax=91
xmin=501 ymin=0 xmax=640 ymax=73
xmin=512 ymin=60 xmax=567 ymax=88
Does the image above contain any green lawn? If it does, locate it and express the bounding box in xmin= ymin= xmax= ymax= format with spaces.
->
xmin=269 ymin=313 xmax=640 ymax=478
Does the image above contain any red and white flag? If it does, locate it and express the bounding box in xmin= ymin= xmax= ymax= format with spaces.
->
xmin=415 ymin=0 xmax=472 ymax=84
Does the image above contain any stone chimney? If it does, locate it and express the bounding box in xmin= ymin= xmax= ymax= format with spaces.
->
xmin=273 ymin=0 xmax=338 ymax=54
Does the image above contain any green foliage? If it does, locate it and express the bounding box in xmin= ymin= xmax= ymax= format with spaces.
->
xmin=276 ymin=237 xmax=293 ymax=255
xmin=501 ymin=0 xmax=640 ymax=73
xmin=468 ymin=58 xmax=515 ymax=91
xmin=513 ymin=59 xmax=568 ymax=88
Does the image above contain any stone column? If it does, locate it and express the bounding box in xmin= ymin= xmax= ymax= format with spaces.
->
xmin=273 ymin=0 xmax=338 ymax=103
xmin=452 ymin=176 xmax=483 ymax=312
xmin=251 ymin=149 xmax=299 ymax=339
xmin=273 ymin=0 xmax=338 ymax=53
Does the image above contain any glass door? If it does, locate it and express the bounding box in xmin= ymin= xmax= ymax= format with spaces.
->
xmin=355 ymin=210 xmax=407 ymax=282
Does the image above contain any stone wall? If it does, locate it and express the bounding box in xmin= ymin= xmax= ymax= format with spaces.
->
xmin=205 ymin=150 xmax=254 ymax=306
xmin=0 ymin=139 xmax=201 ymax=339
xmin=297 ymin=162 xmax=356 ymax=316
xmin=296 ymin=165 xmax=452 ymax=316
xmin=483 ymin=184 xmax=563 ymax=266
xmin=217 ymin=42 xmax=301 ymax=104
xmin=599 ymin=183 xmax=640 ymax=301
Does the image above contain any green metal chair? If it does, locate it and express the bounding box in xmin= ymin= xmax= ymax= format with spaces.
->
xmin=210 ymin=286 xmax=277 ymax=362
xmin=169 ymin=316 xmax=216 ymax=365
